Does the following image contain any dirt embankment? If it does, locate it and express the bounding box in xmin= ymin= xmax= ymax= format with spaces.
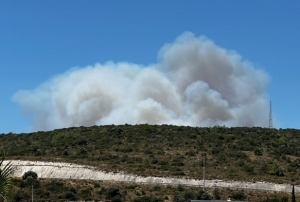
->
xmin=3 ymin=160 xmax=297 ymax=193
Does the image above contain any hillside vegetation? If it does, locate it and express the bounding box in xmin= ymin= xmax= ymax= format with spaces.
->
xmin=10 ymin=177 xmax=295 ymax=202
xmin=1 ymin=125 xmax=300 ymax=184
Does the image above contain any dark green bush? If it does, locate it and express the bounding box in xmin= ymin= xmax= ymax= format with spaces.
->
xmin=177 ymin=185 xmax=184 ymax=192
xmin=213 ymin=188 xmax=221 ymax=200
xmin=134 ymin=196 xmax=163 ymax=202
xmin=230 ymin=190 xmax=246 ymax=201
xmin=78 ymin=136 xmax=87 ymax=145
xmin=254 ymin=148 xmax=263 ymax=156
xmin=65 ymin=191 xmax=77 ymax=200
xmin=196 ymin=190 xmax=211 ymax=200
xmin=22 ymin=171 xmax=38 ymax=180
xmin=243 ymin=163 xmax=255 ymax=174
xmin=173 ymin=192 xmax=186 ymax=202
xmin=94 ymin=182 xmax=100 ymax=188
xmin=106 ymin=187 xmax=121 ymax=200
xmin=46 ymin=180 xmax=64 ymax=193
xmin=79 ymin=147 xmax=87 ymax=154
xmin=63 ymin=149 xmax=68 ymax=155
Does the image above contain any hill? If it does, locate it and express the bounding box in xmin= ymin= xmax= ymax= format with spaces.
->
xmin=1 ymin=124 xmax=300 ymax=185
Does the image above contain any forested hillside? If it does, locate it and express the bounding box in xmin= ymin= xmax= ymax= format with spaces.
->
xmin=1 ymin=125 xmax=300 ymax=184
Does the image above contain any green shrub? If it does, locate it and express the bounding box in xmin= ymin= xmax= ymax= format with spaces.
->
xmin=183 ymin=191 xmax=195 ymax=200
xmin=46 ymin=180 xmax=64 ymax=193
xmin=112 ymin=195 xmax=122 ymax=202
xmin=133 ymin=196 xmax=163 ymax=202
xmin=177 ymin=185 xmax=184 ymax=191
xmin=213 ymin=188 xmax=221 ymax=200
xmin=79 ymin=147 xmax=87 ymax=154
xmin=79 ymin=187 xmax=92 ymax=200
xmin=196 ymin=190 xmax=211 ymax=200
xmin=94 ymin=182 xmax=100 ymax=188
xmin=78 ymin=136 xmax=87 ymax=145
xmin=106 ymin=187 xmax=121 ymax=200
xmin=70 ymin=186 xmax=77 ymax=193
xmin=65 ymin=191 xmax=77 ymax=201
xmin=173 ymin=192 xmax=185 ymax=202
xmin=254 ymin=148 xmax=263 ymax=156
xmin=268 ymin=164 xmax=284 ymax=176
xmin=63 ymin=149 xmax=68 ymax=156
xmin=243 ymin=163 xmax=255 ymax=174
xmin=230 ymin=190 xmax=246 ymax=201
xmin=153 ymin=185 xmax=161 ymax=191
xmin=14 ymin=190 xmax=30 ymax=201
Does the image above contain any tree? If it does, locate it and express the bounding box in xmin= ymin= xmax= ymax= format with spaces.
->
xmin=0 ymin=153 xmax=14 ymax=202
xmin=22 ymin=171 xmax=38 ymax=180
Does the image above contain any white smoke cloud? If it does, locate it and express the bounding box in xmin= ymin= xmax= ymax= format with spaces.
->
xmin=13 ymin=32 xmax=269 ymax=131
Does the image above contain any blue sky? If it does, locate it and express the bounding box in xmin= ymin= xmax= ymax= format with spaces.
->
xmin=1 ymin=1 xmax=299 ymax=133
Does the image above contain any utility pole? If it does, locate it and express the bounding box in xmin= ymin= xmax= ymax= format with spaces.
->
xmin=203 ymin=152 xmax=205 ymax=191
xmin=291 ymin=184 xmax=296 ymax=202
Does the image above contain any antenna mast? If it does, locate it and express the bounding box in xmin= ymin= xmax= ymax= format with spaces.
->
xmin=269 ymin=101 xmax=273 ymax=128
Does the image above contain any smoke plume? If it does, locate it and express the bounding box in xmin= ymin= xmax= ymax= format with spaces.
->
xmin=13 ymin=32 xmax=269 ymax=131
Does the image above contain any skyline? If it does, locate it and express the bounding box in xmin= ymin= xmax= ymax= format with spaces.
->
xmin=1 ymin=1 xmax=300 ymax=133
